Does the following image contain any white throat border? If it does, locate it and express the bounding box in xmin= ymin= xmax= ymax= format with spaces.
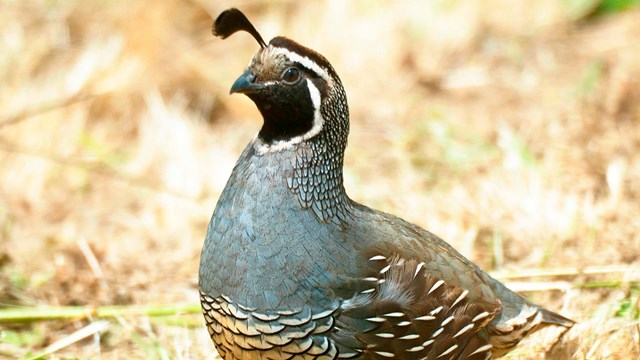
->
xmin=254 ymin=80 xmax=324 ymax=155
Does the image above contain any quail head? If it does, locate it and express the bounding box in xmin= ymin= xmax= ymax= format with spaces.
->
xmin=199 ymin=8 xmax=574 ymax=360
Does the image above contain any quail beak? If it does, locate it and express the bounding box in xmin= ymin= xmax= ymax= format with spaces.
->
xmin=229 ymin=69 xmax=264 ymax=94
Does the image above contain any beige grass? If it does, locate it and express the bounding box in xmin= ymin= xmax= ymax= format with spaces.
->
xmin=0 ymin=0 xmax=639 ymax=359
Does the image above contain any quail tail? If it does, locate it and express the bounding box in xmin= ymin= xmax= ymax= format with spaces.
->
xmin=540 ymin=307 xmax=575 ymax=328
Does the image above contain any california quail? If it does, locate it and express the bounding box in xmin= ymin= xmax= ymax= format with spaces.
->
xmin=199 ymin=8 xmax=574 ymax=360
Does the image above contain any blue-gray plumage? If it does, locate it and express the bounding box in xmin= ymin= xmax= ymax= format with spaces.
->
xmin=199 ymin=8 xmax=573 ymax=360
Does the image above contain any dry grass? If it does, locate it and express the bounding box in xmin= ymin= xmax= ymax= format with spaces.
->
xmin=1 ymin=0 xmax=639 ymax=359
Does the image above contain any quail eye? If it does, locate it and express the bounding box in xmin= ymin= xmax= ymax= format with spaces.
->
xmin=282 ymin=68 xmax=300 ymax=83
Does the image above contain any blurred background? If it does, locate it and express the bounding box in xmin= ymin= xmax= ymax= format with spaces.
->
xmin=1 ymin=0 xmax=639 ymax=358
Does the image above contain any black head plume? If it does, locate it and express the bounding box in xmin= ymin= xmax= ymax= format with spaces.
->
xmin=212 ymin=8 xmax=267 ymax=49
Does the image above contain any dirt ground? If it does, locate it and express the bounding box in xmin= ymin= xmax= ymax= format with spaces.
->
xmin=1 ymin=0 xmax=639 ymax=359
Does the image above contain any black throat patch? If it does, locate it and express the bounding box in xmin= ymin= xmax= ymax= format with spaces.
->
xmin=251 ymin=80 xmax=316 ymax=144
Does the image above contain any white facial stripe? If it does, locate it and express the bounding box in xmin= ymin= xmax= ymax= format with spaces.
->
xmin=302 ymin=80 xmax=323 ymax=140
xmin=254 ymin=79 xmax=324 ymax=155
xmin=270 ymin=47 xmax=331 ymax=82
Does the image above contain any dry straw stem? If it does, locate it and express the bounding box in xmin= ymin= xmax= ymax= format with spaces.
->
xmin=0 ymin=304 xmax=201 ymax=323
xmin=24 ymin=321 xmax=109 ymax=360
xmin=492 ymin=265 xmax=640 ymax=280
